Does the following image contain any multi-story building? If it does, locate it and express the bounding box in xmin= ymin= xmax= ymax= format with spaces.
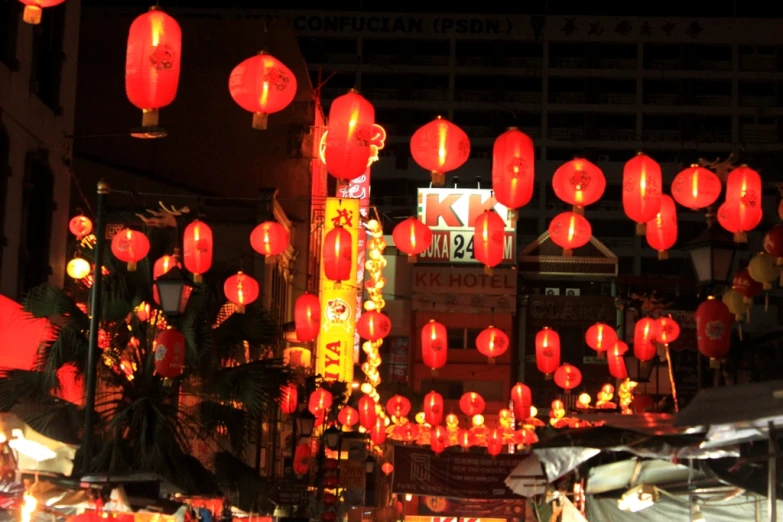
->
xmin=0 ymin=0 xmax=81 ymax=300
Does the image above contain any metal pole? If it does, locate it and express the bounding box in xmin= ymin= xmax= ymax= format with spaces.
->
xmin=769 ymin=421 xmax=777 ymax=522
xmin=82 ymin=180 xmax=109 ymax=475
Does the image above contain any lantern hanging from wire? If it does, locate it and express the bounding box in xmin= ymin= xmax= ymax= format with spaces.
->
xmin=554 ymin=363 xmax=582 ymax=395
xmin=250 ymin=221 xmax=289 ymax=257
xmin=535 ymin=327 xmax=560 ymax=379
xmin=223 ymin=271 xmax=259 ymax=313
xmin=548 ymin=211 xmax=592 ymax=257
xmin=323 ymin=226 xmax=353 ymax=284
xmin=607 ymin=353 xmax=628 ymax=380
xmin=475 ymin=326 xmax=509 ymax=363
xmin=487 ymin=428 xmax=503 ymax=456
xmin=610 ymin=340 xmax=629 ymax=357
xmin=358 ymin=394 xmax=377 ymax=430
xmin=294 ymin=293 xmax=321 ymax=342
xmin=280 ymin=383 xmax=298 ymax=415
xmin=423 ymin=390 xmax=444 ymax=426
xmin=228 ymin=52 xmax=297 ymax=130
xmin=633 ymin=317 xmax=659 ymax=363
xmin=308 ymin=388 xmax=333 ymax=417
xmin=323 ymin=89 xmax=376 ymax=180
xmin=459 ymin=392 xmax=486 ymax=417
xmin=293 ymin=443 xmax=312 ymax=475
xmin=19 ymin=0 xmax=66 ymax=24
xmin=473 ymin=209 xmax=506 ymax=274
xmin=382 ymin=462 xmax=394 ymax=476
xmin=748 ymin=251 xmax=779 ymax=310
xmin=68 ymin=215 xmax=93 ymax=239
xmin=370 ymin=417 xmax=386 ymax=445
xmin=338 ymin=405 xmax=358 ymax=428
xmin=110 ymin=228 xmax=150 ymax=272
xmin=585 ymin=322 xmax=618 ymax=356
xmin=695 ymin=296 xmax=734 ymax=368
xmin=67 ymin=258 xmax=90 ymax=280
xmin=356 ymin=310 xmax=391 ymax=341
xmin=430 ymin=426 xmax=448 ymax=454
xmin=386 ymin=395 xmax=411 ymax=418
xmin=492 ymin=127 xmax=535 ymax=220
xmin=410 ymin=116 xmax=470 ymax=186
xmin=726 ymin=165 xmax=762 ymax=207
xmin=656 ymin=315 xmax=681 ymax=347
xmin=646 ymin=194 xmax=678 ymax=259
xmin=717 ymin=199 xmax=762 ymax=244
xmin=552 ymin=158 xmax=605 ymax=213
xmin=623 ymin=153 xmax=663 ymax=235
xmin=154 ymin=327 xmax=186 ymax=382
xmin=670 ymin=165 xmax=721 ymax=211
xmin=392 ymin=217 xmax=433 ymax=263
xmin=511 ymin=382 xmax=532 ymax=419
xmin=732 ymin=268 xmax=762 ymax=306
xmin=183 ymin=220 xmax=213 ymax=283
xmin=421 ymin=319 xmax=448 ymax=374
xmin=458 ymin=429 xmax=476 ymax=450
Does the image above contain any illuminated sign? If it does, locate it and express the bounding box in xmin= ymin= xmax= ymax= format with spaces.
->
xmin=315 ymin=197 xmax=360 ymax=383
xmin=416 ymin=188 xmax=516 ymax=264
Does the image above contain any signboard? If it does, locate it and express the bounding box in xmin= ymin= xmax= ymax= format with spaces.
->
xmin=417 ymin=189 xmax=515 ymax=264
xmin=411 ymin=266 xmax=517 ymax=314
xmin=392 ymin=446 xmax=527 ymax=500
xmin=419 ymin=497 xmax=525 ymax=520
xmin=315 ymin=197 xmax=360 ymax=383
xmin=340 ymin=460 xmax=367 ymax=506
xmin=277 ymin=488 xmax=307 ymax=505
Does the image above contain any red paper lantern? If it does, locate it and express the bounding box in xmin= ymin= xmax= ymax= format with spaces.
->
xmin=487 ymin=428 xmax=503 ymax=456
xmin=623 ymin=153 xmax=663 ymax=234
xmin=633 ymin=318 xmax=659 ymax=362
xmin=371 ymin=417 xmax=387 ymax=445
xmin=229 ymin=52 xmax=297 ymax=130
xmin=338 ymin=405 xmax=358 ymax=427
xmin=152 ymin=254 xmax=180 ymax=304
xmin=732 ymin=268 xmax=763 ymax=304
xmin=475 ymin=326 xmax=509 ymax=363
xmin=19 ymin=0 xmax=65 ymax=24
xmin=726 ymin=166 xmax=762 ymax=207
xmin=68 ymin=215 xmax=93 ymax=239
xmin=323 ymin=90 xmax=375 ymax=180
xmin=423 ymin=390 xmax=444 ymax=426
xmin=645 ymin=194 xmax=678 ymax=260
xmin=671 ymin=165 xmax=721 ymax=210
xmin=392 ymin=217 xmax=433 ymax=263
xmin=511 ymin=383 xmax=532 ymax=419
xmin=356 ymin=310 xmax=391 ymax=341
xmin=554 ymin=363 xmax=582 ymax=393
xmin=323 ymin=226 xmax=353 ymax=283
xmin=421 ymin=319 xmax=448 ymax=373
xmin=764 ymin=225 xmax=783 ymax=262
xmin=410 ymin=116 xmax=470 ymax=186
xmin=473 ymin=210 xmax=506 ymax=272
xmin=548 ymin=211 xmax=592 ymax=256
xmin=386 ymin=395 xmax=411 ymax=418
xmin=382 ymin=462 xmax=394 ymax=476
xmin=459 ymin=392 xmax=486 ymax=416
xmin=430 ymin=427 xmax=447 ymax=454
xmin=458 ymin=429 xmax=476 ymax=449
xmin=607 ymin=353 xmax=628 ymax=380
xmin=656 ymin=316 xmax=681 ymax=347
xmin=399 ymin=422 xmax=419 ymax=443
xmin=223 ymin=271 xmax=259 ymax=313
xmin=294 ymin=293 xmax=321 ymax=342
xmin=585 ymin=323 xmax=618 ymax=354
xmin=250 ymin=221 xmax=289 ymax=257
xmin=610 ymin=340 xmax=629 ymax=357
xmin=154 ymin=328 xmax=186 ymax=380
xmin=125 ymin=7 xmax=181 ymax=128
xmin=535 ymin=327 xmax=560 ymax=377
xmin=717 ymin=198 xmax=762 ymax=243
xmin=322 ymin=492 xmax=338 ymax=507
xmin=552 ymin=158 xmax=605 ymax=211
xmin=293 ymin=443 xmax=311 ymax=475
xmin=492 ymin=128 xmax=535 ymax=212
xmin=111 ymin=229 xmax=150 ymax=272
xmin=695 ymin=296 xmax=734 ymax=366
xmin=280 ymin=383 xmax=298 ymax=415
xmin=183 ymin=220 xmax=213 ymax=283
xmin=308 ymin=388 xmax=333 ymax=416
xmin=358 ymin=394 xmax=378 ymax=430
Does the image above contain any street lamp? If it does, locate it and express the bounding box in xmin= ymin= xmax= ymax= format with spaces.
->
xmin=324 ymin=425 xmax=342 ymax=450
xmin=364 ymin=455 xmax=375 ymax=473
xmin=686 ymin=223 xmax=736 ymax=287
xmin=296 ymin=410 xmax=316 ymax=439
xmin=153 ymin=266 xmax=194 ymax=315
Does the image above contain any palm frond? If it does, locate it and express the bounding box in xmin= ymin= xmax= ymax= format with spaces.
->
xmin=23 ymin=284 xmax=88 ymax=328
xmin=203 ymin=359 xmax=292 ymax=418
xmin=39 ymin=325 xmax=90 ymax=374
xmin=22 ymin=402 xmax=84 ymax=444
xmin=0 ymin=370 xmax=58 ymax=410
xmin=197 ymin=401 xmax=252 ymax=455
xmin=214 ymin=451 xmax=275 ymax=513
xmin=213 ymin=305 xmax=279 ymax=347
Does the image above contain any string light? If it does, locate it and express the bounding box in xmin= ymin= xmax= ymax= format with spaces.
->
xmin=362 ymin=219 xmax=387 ymax=389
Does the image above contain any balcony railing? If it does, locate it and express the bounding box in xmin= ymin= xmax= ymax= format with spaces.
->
xmin=410 ymin=89 xmax=446 ymax=101
xmin=548 ymin=128 xmax=583 ymax=140
xmin=694 ymin=59 xmax=731 ymax=71
xmin=324 ymin=53 xmax=357 ymax=64
xmin=645 ymin=94 xmax=680 ymax=106
xmin=461 ymin=125 xmax=493 ymax=137
xmin=739 ymin=95 xmax=777 ymax=107
xmin=504 ymin=92 xmax=541 ymax=103
xmin=549 ymin=57 xmax=587 ymax=69
xmin=504 ymin=57 xmax=544 ymax=68
xmin=694 ymin=94 xmax=731 ymax=106
xmin=740 ymin=124 xmax=778 ymax=144
xmin=455 ymin=90 xmax=493 ymax=102
xmin=456 ymin=56 xmax=489 ymax=67
xmin=645 ymin=59 xmax=681 ymax=70
xmin=739 ymin=55 xmax=777 ymax=72
xmin=694 ymin=130 xmax=731 ymax=142
xmin=363 ymin=88 xmax=398 ymax=101
xmin=599 ymin=59 xmax=637 ymax=70
xmin=599 ymin=93 xmax=636 ymax=105
xmin=550 ymin=92 xmax=587 ymax=104
xmin=597 ymin=128 xmax=638 ymax=141
xmin=410 ymin=55 xmax=449 ymax=66
xmin=642 ymin=130 xmax=680 ymax=142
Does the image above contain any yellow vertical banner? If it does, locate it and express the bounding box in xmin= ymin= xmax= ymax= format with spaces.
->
xmin=316 ymin=197 xmax=360 ymax=383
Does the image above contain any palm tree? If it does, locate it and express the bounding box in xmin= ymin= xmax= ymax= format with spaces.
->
xmin=0 ymin=227 xmax=292 ymax=511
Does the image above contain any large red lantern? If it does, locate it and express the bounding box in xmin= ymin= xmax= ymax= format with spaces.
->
xmin=154 ymin=328 xmax=186 ymax=380
xmin=633 ymin=318 xmax=659 ymax=363
xmin=726 ymin=166 xmax=762 ymax=207
xmin=386 ymin=395 xmax=411 ymax=418
xmin=695 ymin=296 xmax=733 ymax=367
xmin=421 ymin=319 xmax=448 ymax=374
xmin=293 ymin=443 xmax=312 ymax=475
xmin=607 ymin=353 xmax=628 ymax=380
xmin=623 ymin=153 xmax=663 ymax=235
xmin=68 ymin=215 xmax=93 ymax=239
xmin=111 ymin=229 xmax=150 ymax=272
xmin=250 ymin=221 xmax=289 ymax=257
xmin=656 ymin=316 xmax=681 ymax=347
xmin=183 ymin=220 xmax=213 ymax=283
xmin=358 ymin=394 xmax=377 ymax=430
xmin=492 ymin=128 xmax=535 ymax=214
xmin=473 ymin=210 xmax=506 ymax=273
xmin=308 ymin=388 xmax=333 ymax=416
xmin=398 ymin=422 xmax=419 ymax=443
xmin=280 ymin=383 xmax=298 ymax=415
xmin=717 ymin=199 xmax=762 ymax=244
xmin=671 ymin=165 xmax=721 ymax=210
xmin=511 ymin=383 xmax=532 ymax=419
xmin=19 ymin=0 xmax=65 ymax=24
xmin=125 ymin=7 xmax=181 ymax=128
xmin=475 ymin=326 xmax=509 ymax=363
xmin=371 ymin=417 xmax=387 ymax=445
xmin=410 ymin=116 xmax=470 ymax=186
xmin=535 ymin=327 xmax=560 ymax=378
xmin=294 ymin=293 xmax=321 ymax=342
xmin=356 ymin=310 xmax=391 ymax=341
xmin=646 ymin=194 xmax=678 ymax=259
xmin=554 ymin=364 xmax=582 ymax=394
xmin=585 ymin=323 xmax=617 ymax=355
xmin=223 ymin=271 xmax=259 ymax=313
xmin=323 ymin=90 xmax=375 ymax=180
xmin=392 ymin=217 xmax=433 ymax=263
xmin=552 ymin=158 xmax=605 ymax=212
xmin=610 ymin=340 xmax=629 ymax=357
xmin=229 ymin=52 xmax=297 ymax=130
xmin=338 ymin=405 xmax=358 ymax=427
xmin=423 ymin=390 xmax=444 ymax=426
xmin=548 ymin=211 xmax=592 ymax=256
xmin=459 ymin=392 xmax=486 ymax=416
xmin=323 ymin=226 xmax=353 ymax=283
xmin=153 ymin=254 xmax=180 ymax=304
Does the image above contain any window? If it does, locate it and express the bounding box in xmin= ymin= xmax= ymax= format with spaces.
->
xmin=0 ymin=0 xmax=20 ymax=68
xmin=446 ymin=327 xmax=504 ymax=350
xmin=381 ymin=337 xmax=409 ymax=384
xmin=18 ymin=152 xmax=54 ymax=296
xmin=30 ymin=1 xmax=66 ymax=111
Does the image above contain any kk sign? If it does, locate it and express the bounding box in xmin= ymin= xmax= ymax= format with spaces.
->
xmin=416 ymin=188 xmax=516 ymax=264
xmin=316 ymin=198 xmax=360 ymax=384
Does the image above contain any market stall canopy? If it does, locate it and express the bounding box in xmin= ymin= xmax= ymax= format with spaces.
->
xmin=586 ymin=458 xmax=706 ymax=495
xmin=0 ymin=414 xmax=76 ymax=476
xmin=587 ymin=494 xmax=782 ymax=521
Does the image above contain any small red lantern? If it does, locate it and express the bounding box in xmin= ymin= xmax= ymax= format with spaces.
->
xmin=68 ymin=215 xmax=93 ymax=239
xmin=356 ymin=310 xmax=391 ymax=341
xmin=229 ymin=52 xmax=297 ymax=130
xmin=293 ymin=443 xmax=312 ymax=475
xmin=392 ymin=217 xmax=433 ymax=263
xmin=421 ymin=319 xmax=448 ymax=374
xmin=322 ymin=493 xmax=338 ymax=507
xmin=585 ymin=323 xmax=618 ymax=355
xmin=324 ymin=90 xmax=375 ymax=180
xmin=459 ymin=392 xmax=486 ymax=416
xmin=125 ymin=7 xmax=182 ymax=128
xmin=458 ymin=429 xmax=475 ymax=449
xmin=671 ymin=165 xmax=721 ymax=210
xmin=308 ymin=388 xmax=333 ymax=416
xmin=386 ymin=395 xmax=411 ymax=418
xmin=154 ymin=328 xmax=186 ymax=380
xmin=717 ymin=198 xmax=762 ymax=243
xmin=111 ymin=228 xmax=150 ymax=272
xmin=623 ymin=153 xmax=663 ymax=235
xmin=656 ymin=316 xmax=681 ymax=347
xmin=338 ymin=405 xmax=358 ymax=427
xmin=633 ymin=318 xmax=659 ymax=363
xmin=250 ymin=221 xmax=289 ymax=257
xmin=610 ymin=340 xmax=629 ymax=357
xmin=473 ymin=210 xmax=506 ymax=274
xmin=371 ymin=417 xmax=387 ymax=445
xmin=19 ymin=0 xmax=65 ymax=24
xmin=280 ymin=383 xmax=298 ymax=415
xmin=382 ymin=462 xmax=394 ymax=476
xmin=323 ymin=226 xmax=353 ymax=283
xmin=552 ymin=158 xmax=605 ymax=212
xmin=607 ymin=353 xmax=628 ymax=380
xmin=153 ymin=254 xmax=180 ymax=304
xmin=423 ymin=390 xmax=444 ymax=426
xmin=535 ymin=327 xmax=560 ymax=378
xmin=695 ymin=296 xmax=734 ymax=367
xmin=764 ymin=225 xmax=783 ymax=269
xmin=511 ymin=383 xmax=532 ymax=419
xmin=732 ymin=268 xmax=763 ymax=305
xmin=430 ymin=426 xmax=447 ymax=454
xmin=183 ymin=220 xmax=213 ymax=283
xmin=548 ymin=211 xmax=592 ymax=257
xmin=554 ymin=363 xmax=582 ymax=394
xmin=295 ymin=293 xmax=321 ymax=342
xmin=492 ymin=128 xmax=535 ymax=215
xmin=223 ymin=271 xmax=259 ymax=313
xmin=410 ymin=116 xmax=470 ymax=186
xmin=475 ymin=326 xmax=509 ymax=363
xmin=358 ymin=394 xmax=378 ymax=430
xmin=487 ymin=428 xmax=503 ymax=456
xmin=645 ymin=194 xmax=678 ymax=259
xmin=399 ymin=422 xmax=419 ymax=443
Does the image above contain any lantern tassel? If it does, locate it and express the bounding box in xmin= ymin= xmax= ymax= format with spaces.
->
xmin=142 ymin=108 xmax=159 ymax=128
xmin=734 ymin=231 xmax=747 ymax=243
xmin=572 ymin=206 xmax=584 ymax=216
xmin=431 ymin=369 xmax=439 ymax=377
xmin=562 ymin=248 xmax=573 ymax=257
xmin=407 ymin=254 xmax=417 ymax=264
xmin=252 ymin=112 xmax=269 ymax=130
xmin=545 ymin=373 xmax=553 ymax=381
xmin=635 ymin=223 xmax=646 ymax=236
xmin=664 ymin=345 xmax=679 ymax=413
xmin=127 ymin=261 xmax=137 ymax=272
xmin=193 ymin=273 xmax=203 ymax=284
xmin=709 ymin=358 xmax=720 ymax=369
xmin=488 ymin=357 xmax=496 ymax=365
xmin=484 ymin=266 xmax=494 ymax=276
xmin=236 ymin=304 xmax=246 ymax=314
xmin=508 ymin=209 xmax=518 ymax=226
xmin=22 ymin=5 xmax=42 ymax=24
xmin=430 ymin=171 xmax=445 ymax=187
xmin=658 ymin=250 xmax=669 ymax=260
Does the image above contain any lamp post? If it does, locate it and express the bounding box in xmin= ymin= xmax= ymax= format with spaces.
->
xmin=153 ymin=266 xmax=194 ymax=316
xmin=296 ymin=410 xmax=316 ymax=440
xmin=686 ymin=222 xmax=736 ymax=290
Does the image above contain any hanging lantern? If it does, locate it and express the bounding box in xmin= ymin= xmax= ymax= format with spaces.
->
xmin=323 ymin=226 xmax=353 ymax=283
xmin=552 ymin=158 xmax=605 ymax=213
xmin=110 ymin=228 xmax=150 ymax=271
xmin=553 ymin=364 xmax=582 ymax=394
xmin=294 ymin=293 xmax=321 ymax=342
xmin=732 ymin=268 xmax=763 ymax=305
xmin=473 ymin=209 xmax=506 ymax=274
xmin=421 ymin=319 xmax=448 ymax=374
xmin=656 ymin=316 xmax=681 ymax=347
xmin=356 ymin=310 xmax=391 ymax=341
xmin=535 ymin=327 xmax=560 ymax=378
xmin=511 ymin=383 xmax=532 ymax=419
xmin=584 ymin=323 xmax=618 ymax=356
xmin=293 ymin=443 xmax=312 ymax=475
xmin=392 ymin=217 xmax=433 ymax=263
xmin=280 ymin=383 xmax=298 ymax=415
xmin=68 ymin=215 xmax=93 ymax=239
xmin=386 ymin=395 xmax=411 ymax=418
xmin=633 ymin=318 xmax=659 ymax=363
xmin=717 ymin=199 xmax=762 ymax=243
xmin=458 ymin=392 xmax=486 ymax=417
xmin=726 ymin=165 xmax=762 ymax=207
xmin=748 ymin=252 xmax=779 ymax=291
xmin=358 ymin=394 xmax=377 ymax=430
xmin=323 ymin=90 xmax=375 ymax=180
xmin=695 ymin=296 xmax=733 ymax=368
xmin=153 ymin=254 xmax=180 ymax=304
xmin=607 ymin=353 xmax=628 ymax=380
xmin=458 ymin=429 xmax=476 ymax=450
xmin=671 ymin=165 xmax=721 ymax=211
xmin=623 ymin=153 xmax=663 ymax=235
xmin=399 ymin=422 xmax=419 ymax=443
xmin=338 ymin=405 xmax=358 ymax=428
xmin=308 ymin=388 xmax=333 ymax=417
xmin=229 ymin=52 xmax=297 ymax=130
xmin=475 ymin=326 xmax=509 ymax=363
xmin=610 ymin=340 xmax=629 ymax=357
xmin=67 ymin=258 xmax=91 ymax=280
xmin=492 ymin=127 xmax=535 ymax=219
xmin=646 ymin=194 xmax=678 ymax=259
xmin=183 ymin=220 xmax=213 ymax=283
xmin=154 ymin=328 xmax=186 ymax=381
xmin=430 ymin=426 xmax=448 ymax=454
xmin=125 ymin=6 xmax=182 ymax=128
xmin=548 ymin=211 xmax=592 ymax=257
xmin=487 ymin=428 xmax=503 ymax=456
xmin=423 ymin=390 xmax=444 ymax=426
xmin=223 ymin=271 xmax=259 ymax=313
xmin=382 ymin=462 xmax=394 ymax=476
xmin=410 ymin=116 xmax=470 ymax=186
xmin=19 ymin=0 xmax=66 ymax=25
xmin=250 ymin=221 xmax=289 ymax=257
xmin=370 ymin=417 xmax=386 ymax=445
xmin=763 ymin=225 xmax=783 ymax=283
xmin=722 ymin=290 xmax=746 ymax=339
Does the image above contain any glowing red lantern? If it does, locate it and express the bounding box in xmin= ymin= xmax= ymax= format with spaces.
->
xmin=421 ymin=319 xmax=448 ymax=373
xmin=623 ymin=153 xmax=663 ymax=234
xmin=19 ymin=0 xmax=65 ymax=24
xmin=153 ymin=254 xmax=180 ymax=304
xmin=371 ymin=417 xmax=386 ymax=445
xmin=511 ymin=383 xmax=532 ymax=419
xmin=356 ymin=310 xmax=391 ymax=341
xmin=458 ymin=429 xmax=476 ymax=449
xmin=656 ymin=316 xmax=681 ymax=347
xmin=293 ymin=443 xmax=311 ymax=475
xmin=308 ymin=388 xmax=333 ymax=416
xmin=726 ymin=166 xmax=762 ymax=206
xmin=671 ymin=165 xmax=721 ymax=210
xmin=695 ymin=296 xmax=733 ymax=367
xmin=154 ymin=328 xmax=186 ymax=380
xmin=183 ymin=220 xmax=213 ymax=283
xmin=382 ymin=462 xmax=394 ymax=476
xmin=68 ymin=215 xmax=92 ymax=239
xmin=280 ymin=383 xmax=298 ymax=415
xmin=548 ymin=211 xmax=592 ymax=256
xmin=473 ymin=210 xmax=506 ymax=273
xmin=386 ymin=395 xmax=411 ymax=418
xmin=585 ymin=323 xmax=617 ymax=354
xmin=475 ymin=326 xmax=509 ymax=363
xmin=358 ymin=394 xmax=377 ymax=430
xmin=717 ymin=198 xmax=762 ymax=243
xmin=229 ymin=52 xmax=297 ymax=130
xmin=430 ymin=427 xmax=447 ymax=454
xmin=487 ymin=428 xmax=503 ymax=456
xmin=610 ymin=340 xmax=629 ymax=357
xmin=552 ymin=158 xmax=605 ymax=212
xmin=607 ymin=353 xmax=628 ymax=380
xmin=459 ymin=392 xmax=486 ymax=416
xmin=294 ymin=293 xmax=321 ymax=342
xmin=633 ymin=318 xmax=659 ymax=362
xmin=492 ymin=128 xmax=535 ymax=213
xmin=338 ymin=405 xmax=358 ymax=427
xmin=645 ymin=194 xmax=678 ymax=259
xmin=125 ymin=7 xmax=181 ymax=128
xmin=323 ymin=90 xmax=375 ymax=180
xmin=554 ymin=363 xmax=582 ymax=394
xmin=223 ymin=271 xmax=259 ymax=313
xmin=410 ymin=116 xmax=470 ymax=186
xmin=399 ymin=422 xmax=419 ymax=443
xmin=110 ymin=228 xmax=150 ymax=272
xmin=535 ymin=327 xmax=560 ymax=377
xmin=250 ymin=221 xmax=289 ymax=257
xmin=323 ymin=226 xmax=353 ymax=283
xmin=732 ymin=268 xmax=763 ymax=305
xmin=423 ymin=390 xmax=444 ymax=426
xmin=392 ymin=217 xmax=432 ymax=263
